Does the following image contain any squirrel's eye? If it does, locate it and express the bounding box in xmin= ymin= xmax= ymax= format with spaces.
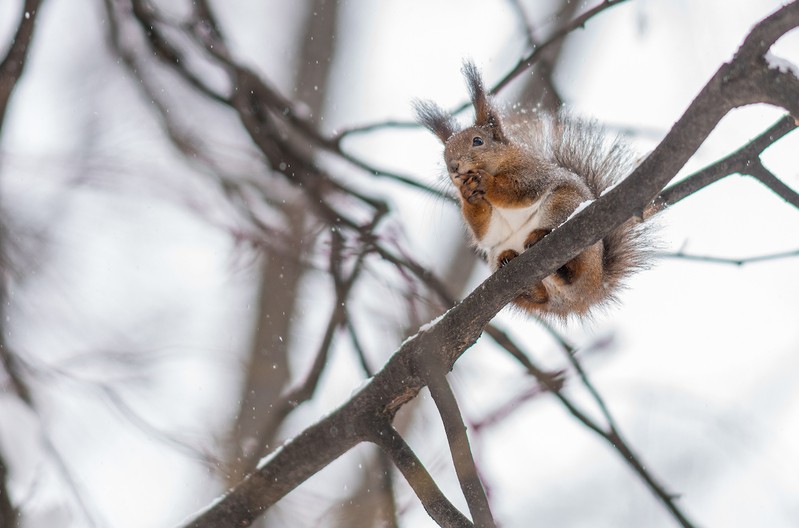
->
xmin=472 ymin=136 xmax=484 ymax=147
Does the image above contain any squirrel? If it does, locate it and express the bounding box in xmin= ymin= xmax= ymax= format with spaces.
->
xmin=414 ymin=61 xmax=654 ymax=319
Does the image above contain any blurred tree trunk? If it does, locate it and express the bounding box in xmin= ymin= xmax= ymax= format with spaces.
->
xmin=224 ymin=0 xmax=340 ymax=500
xmin=0 ymin=452 xmax=18 ymax=528
xmin=0 ymin=3 xmax=45 ymax=526
xmin=513 ymin=0 xmax=579 ymax=110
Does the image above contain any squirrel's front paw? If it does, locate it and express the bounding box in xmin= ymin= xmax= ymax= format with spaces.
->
xmin=457 ymin=171 xmax=487 ymax=204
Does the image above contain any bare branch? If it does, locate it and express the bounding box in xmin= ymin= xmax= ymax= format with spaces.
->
xmin=657 ymin=247 xmax=799 ymax=266
xmin=0 ymin=0 xmax=45 ymax=132
xmin=659 ymin=115 xmax=797 ymax=207
xmin=748 ymin=158 xmax=799 ymax=209
xmin=348 ymin=319 xmax=375 ymax=377
xmin=492 ymin=0 xmax=630 ymax=95
xmin=182 ymin=402 xmax=366 ymax=528
xmin=561 ymin=347 xmax=621 ymax=433
xmin=332 ymin=119 xmax=419 ymax=142
xmin=281 ymin=231 xmax=366 ymax=406
xmin=372 ymin=425 xmax=473 ymax=528
xmin=0 ymin=451 xmax=18 ymax=528
xmin=428 ymin=373 xmax=496 ymax=528
xmin=100 ymin=385 xmax=220 ymax=469
xmin=470 ymin=383 xmax=545 ymax=433
xmin=335 ymin=0 xmax=624 ymax=139
xmin=493 ymin=330 xmax=696 ymax=527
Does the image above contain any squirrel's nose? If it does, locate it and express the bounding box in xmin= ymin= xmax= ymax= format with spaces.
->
xmin=449 ymin=159 xmax=460 ymax=172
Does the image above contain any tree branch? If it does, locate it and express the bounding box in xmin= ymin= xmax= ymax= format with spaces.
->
xmin=658 ymin=247 xmax=799 ymax=266
xmin=428 ymin=372 xmax=496 ymax=528
xmin=659 ymin=114 xmax=797 ymax=207
xmin=492 ymin=0 xmax=630 ymax=95
xmin=0 ymin=0 xmax=45 ymax=132
xmin=372 ymin=425 xmax=474 ymax=528
xmin=334 ymin=0 xmax=625 ymax=138
xmin=0 ymin=450 xmax=17 ymax=528
xmin=748 ymin=158 xmax=799 ymax=209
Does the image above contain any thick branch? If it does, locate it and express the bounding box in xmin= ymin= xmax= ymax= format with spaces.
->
xmin=183 ymin=402 xmax=366 ymax=528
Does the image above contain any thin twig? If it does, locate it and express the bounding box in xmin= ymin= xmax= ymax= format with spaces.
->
xmin=100 ymin=385 xmax=220 ymax=468
xmin=280 ymin=232 xmax=369 ymax=409
xmin=492 ymin=331 xmax=696 ymax=527
xmin=470 ymin=383 xmax=545 ymax=433
xmin=347 ymin=319 xmax=375 ymax=377
xmin=561 ymin=348 xmax=621 ymax=433
xmin=335 ymin=0 xmax=627 ymax=139
xmin=0 ymin=357 xmax=102 ymax=527
xmin=332 ymin=119 xmax=419 ymax=142
xmin=493 ymin=0 xmax=630 ymax=95
xmin=657 ymin=247 xmax=799 ymax=266
xmin=0 ymin=0 xmax=45 ymax=131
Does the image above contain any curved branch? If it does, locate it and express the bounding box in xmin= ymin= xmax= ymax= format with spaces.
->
xmin=428 ymin=373 xmax=495 ymax=528
xmin=372 ymin=425 xmax=474 ymax=528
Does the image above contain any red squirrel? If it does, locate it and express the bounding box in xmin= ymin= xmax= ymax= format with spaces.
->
xmin=415 ymin=61 xmax=654 ymax=318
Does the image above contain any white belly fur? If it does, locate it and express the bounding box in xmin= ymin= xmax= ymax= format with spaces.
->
xmin=476 ymin=202 xmax=544 ymax=271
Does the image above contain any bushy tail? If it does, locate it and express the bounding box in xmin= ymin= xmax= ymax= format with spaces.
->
xmin=526 ymin=111 xmax=657 ymax=312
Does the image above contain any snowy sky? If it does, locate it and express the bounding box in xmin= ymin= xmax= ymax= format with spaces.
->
xmin=1 ymin=1 xmax=798 ymax=527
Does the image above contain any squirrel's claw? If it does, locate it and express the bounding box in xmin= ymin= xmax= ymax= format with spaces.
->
xmin=453 ymin=170 xmax=488 ymax=204
xmin=458 ymin=171 xmax=487 ymax=204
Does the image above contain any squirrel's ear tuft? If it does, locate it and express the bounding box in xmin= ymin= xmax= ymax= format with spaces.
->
xmin=413 ymin=99 xmax=458 ymax=143
xmin=462 ymin=60 xmax=507 ymax=142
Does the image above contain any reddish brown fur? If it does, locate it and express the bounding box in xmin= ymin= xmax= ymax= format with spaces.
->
xmin=524 ymin=229 xmax=550 ymax=249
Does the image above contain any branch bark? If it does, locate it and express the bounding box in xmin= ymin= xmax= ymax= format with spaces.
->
xmin=659 ymin=115 xmax=797 ymax=207
xmin=373 ymin=425 xmax=473 ymax=528
xmin=428 ymin=373 xmax=496 ymax=528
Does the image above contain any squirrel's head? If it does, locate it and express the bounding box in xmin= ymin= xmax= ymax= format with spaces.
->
xmin=414 ymin=61 xmax=509 ymax=176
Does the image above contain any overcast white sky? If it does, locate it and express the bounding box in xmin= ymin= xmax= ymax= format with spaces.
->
xmin=1 ymin=1 xmax=798 ymax=527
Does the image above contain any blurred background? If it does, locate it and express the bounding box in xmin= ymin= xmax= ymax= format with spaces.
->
xmin=1 ymin=0 xmax=798 ymax=527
